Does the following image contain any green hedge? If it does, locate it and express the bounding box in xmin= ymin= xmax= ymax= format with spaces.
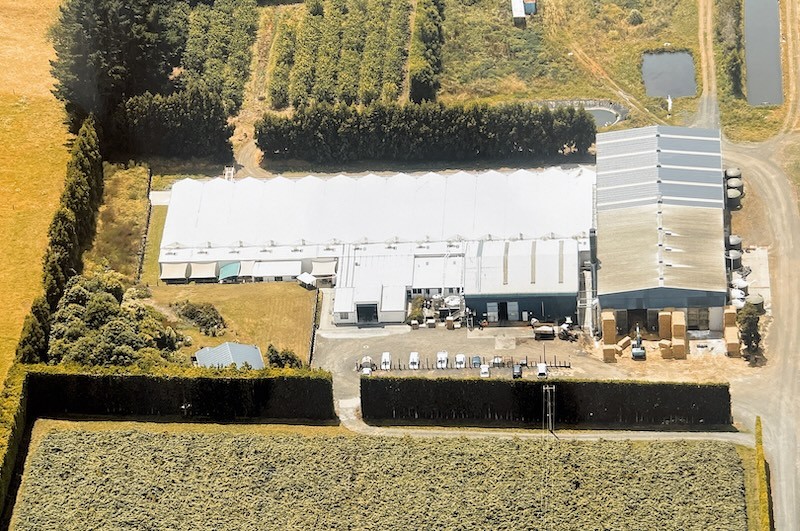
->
xmin=0 ymin=363 xmax=335 ymax=517
xmin=26 ymin=366 xmax=335 ymax=421
xmin=755 ymin=417 xmax=772 ymax=530
xmin=255 ymin=101 xmax=596 ymax=162
xmin=0 ymin=365 xmax=29 ymax=519
xmin=360 ymin=377 xmax=732 ymax=426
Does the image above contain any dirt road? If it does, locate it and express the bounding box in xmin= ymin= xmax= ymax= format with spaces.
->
xmin=695 ymin=0 xmax=800 ymax=522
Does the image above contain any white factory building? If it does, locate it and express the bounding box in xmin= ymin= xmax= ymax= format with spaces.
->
xmin=156 ymin=126 xmax=732 ymax=330
xmin=158 ymin=168 xmax=596 ymax=325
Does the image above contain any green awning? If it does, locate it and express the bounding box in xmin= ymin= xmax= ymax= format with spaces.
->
xmin=219 ymin=262 xmax=241 ymax=280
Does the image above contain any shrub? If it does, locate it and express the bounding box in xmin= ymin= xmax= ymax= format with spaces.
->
xmin=266 ymin=344 xmax=304 ymax=368
xmin=172 ymin=301 xmax=226 ymax=334
xmin=627 ymin=9 xmax=643 ymax=25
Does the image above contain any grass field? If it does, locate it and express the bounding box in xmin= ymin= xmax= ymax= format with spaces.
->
xmin=0 ymin=0 xmax=69 ymax=382
xmin=439 ymin=0 xmax=610 ymax=103
xmin=84 ymin=164 xmax=150 ymax=280
xmin=141 ymin=205 xmax=316 ymax=361
xmin=12 ymin=422 xmax=749 ymax=529
xmin=439 ymin=0 xmax=699 ymax=123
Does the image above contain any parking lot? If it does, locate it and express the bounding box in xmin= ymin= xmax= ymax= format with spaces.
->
xmin=311 ymin=324 xmax=626 ymax=403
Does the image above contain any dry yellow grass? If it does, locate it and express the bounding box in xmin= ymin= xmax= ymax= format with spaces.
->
xmin=149 ymin=283 xmax=317 ymax=362
xmin=0 ymin=0 xmax=69 ymax=380
xmin=141 ymin=206 xmax=316 ymax=361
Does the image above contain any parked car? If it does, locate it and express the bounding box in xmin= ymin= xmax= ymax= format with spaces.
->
xmin=491 ymin=356 xmax=503 ymax=368
xmin=361 ymin=366 xmax=372 ymax=376
xmin=455 ymin=354 xmax=466 ymax=369
xmin=380 ymin=352 xmax=391 ymax=370
xmin=360 ymin=356 xmax=375 ymax=370
xmin=536 ymin=362 xmax=548 ymax=378
xmin=479 ymin=364 xmax=490 ymax=378
xmin=512 ymin=364 xmax=523 ymax=379
xmin=471 ymin=355 xmax=482 ymax=368
xmin=409 ymin=351 xmax=420 ymax=370
xmin=436 ymin=351 xmax=449 ymax=369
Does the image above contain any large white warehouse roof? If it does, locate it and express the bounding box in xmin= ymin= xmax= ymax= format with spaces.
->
xmin=159 ymin=167 xmax=595 ymax=257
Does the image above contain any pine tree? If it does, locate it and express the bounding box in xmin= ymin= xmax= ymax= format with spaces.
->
xmin=16 ymin=312 xmax=47 ymax=364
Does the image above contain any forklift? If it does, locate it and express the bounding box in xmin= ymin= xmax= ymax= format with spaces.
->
xmin=632 ymin=324 xmax=646 ymax=360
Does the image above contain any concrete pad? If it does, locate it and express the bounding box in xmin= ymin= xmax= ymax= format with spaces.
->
xmin=740 ymin=246 xmax=771 ymax=314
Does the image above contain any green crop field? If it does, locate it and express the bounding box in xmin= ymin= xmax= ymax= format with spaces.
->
xmin=265 ymin=0 xmax=412 ymax=109
xmin=12 ymin=424 xmax=748 ymax=530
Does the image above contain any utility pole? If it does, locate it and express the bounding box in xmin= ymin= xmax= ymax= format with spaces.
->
xmin=543 ymin=384 xmax=556 ymax=434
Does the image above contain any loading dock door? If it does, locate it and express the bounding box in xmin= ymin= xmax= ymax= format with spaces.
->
xmin=498 ymin=302 xmax=509 ymax=321
xmin=356 ymin=304 xmax=379 ymax=324
xmin=486 ymin=302 xmax=499 ymax=322
xmin=507 ymin=302 xmax=520 ymax=321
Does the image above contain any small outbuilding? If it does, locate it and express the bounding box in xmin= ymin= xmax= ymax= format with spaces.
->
xmin=195 ymin=342 xmax=264 ymax=369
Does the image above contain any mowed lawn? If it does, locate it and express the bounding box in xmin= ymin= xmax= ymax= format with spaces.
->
xmin=0 ymin=0 xmax=69 ymax=380
xmin=142 ymin=206 xmax=316 ymax=360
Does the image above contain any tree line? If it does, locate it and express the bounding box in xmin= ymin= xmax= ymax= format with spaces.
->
xmin=254 ymin=101 xmax=596 ymax=162
xmin=50 ymin=0 xmax=258 ymax=160
xmin=408 ymin=0 xmax=445 ymax=102
xmin=16 ymin=118 xmax=104 ymax=363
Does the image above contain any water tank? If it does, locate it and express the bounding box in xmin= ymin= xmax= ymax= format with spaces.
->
xmin=727 ymin=177 xmax=744 ymax=195
xmin=731 ymin=277 xmax=749 ymax=295
xmin=727 ymin=188 xmax=742 ymax=209
xmin=731 ymin=298 xmax=746 ymax=309
xmin=729 ymin=288 xmax=746 ymax=299
xmin=745 ymin=293 xmax=765 ymax=313
xmin=726 ymin=249 xmax=743 ymax=270
xmin=725 ymin=167 xmax=742 ymax=180
xmin=727 ymin=234 xmax=743 ymax=250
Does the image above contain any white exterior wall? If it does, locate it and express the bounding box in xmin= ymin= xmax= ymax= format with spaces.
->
xmin=378 ymin=310 xmax=407 ymax=323
xmin=709 ymin=306 xmax=724 ymax=332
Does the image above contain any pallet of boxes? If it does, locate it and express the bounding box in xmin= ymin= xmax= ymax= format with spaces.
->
xmin=724 ymin=306 xmax=741 ymax=356
xmin=670 ymin=310 xmax=688 ymax=360
xmin=601 ymin=310 xmax=617 ymax=362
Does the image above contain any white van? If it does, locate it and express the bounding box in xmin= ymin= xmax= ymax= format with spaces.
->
xmin=436 ymin=351 xmax=449 ymax=369
xmin=380 ymin=352 xmax=391 ymax=371
xmin=479 ymin=364 xmax=490 ymax=378
xmin=409 ymin=352 xmax=420 ymax=370
xmin=536 ymin=363 xmax=548 ymax=378
xmin=455 ymin=354 xmax=466 ymax=369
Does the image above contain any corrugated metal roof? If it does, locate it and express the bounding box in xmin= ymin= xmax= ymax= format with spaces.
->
xmin=596 ymin=125 xmax=724 ymax=212
xmin=464 ymin=238 xmax=579 ymax=296
xmin=195 ymin=342 xmax=264 ymax=369
xmin=595 ymin=127 xmax=728 ymax=301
